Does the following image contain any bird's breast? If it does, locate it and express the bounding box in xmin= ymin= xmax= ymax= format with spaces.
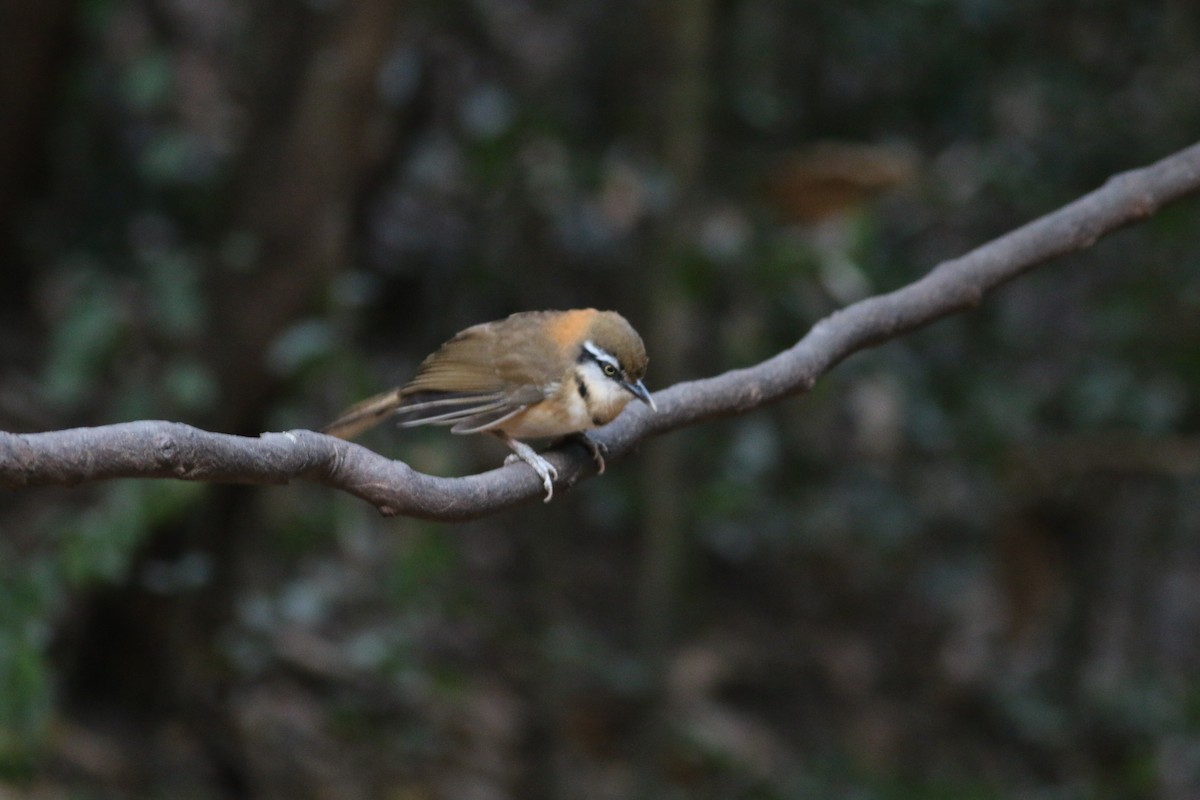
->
xmin=496 ymin=381 xmax=594 ymax=439
xmin=493 ymin=365 xmax=634 ymax=440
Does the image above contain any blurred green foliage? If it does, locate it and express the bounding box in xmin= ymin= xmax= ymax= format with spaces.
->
xmin=2 ymin=0 xmax=1200 ymax=797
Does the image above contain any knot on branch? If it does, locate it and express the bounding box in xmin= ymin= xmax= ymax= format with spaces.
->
xmin=154 ymin=424 xmax=193 ymax=478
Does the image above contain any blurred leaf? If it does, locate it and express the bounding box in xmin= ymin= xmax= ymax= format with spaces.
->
xmin=139 ymin=130 xmax=202 ymax=183
xmin=387 ymin=528 xmax=457 ymax=609
xmin=58 ymin=481 xmax=205 ymax=586
xmin=0 ymin=559 xmax=60 ymax=772
xmin=267 ymin=319 xmax=338 ymax=378
xmin=163 ymin=359 xmax=218 ymax=413
xmin=41 ymin=270 xmax=126 ymax=407
xmin=121 ymin=51 xmax=173 ymax=112
xmin=145 ymin=249 xmax=206 ymax=339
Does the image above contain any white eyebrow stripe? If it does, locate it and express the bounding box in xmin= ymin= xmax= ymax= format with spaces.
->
xmin=582 ymin=340 xmax=620 ymax=368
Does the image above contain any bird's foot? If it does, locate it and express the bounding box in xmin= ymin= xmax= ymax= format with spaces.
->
xmin=502 ymin=438 xmax=559 ymax=502
xmin=570 ymin=432 xmax=608 ymax=475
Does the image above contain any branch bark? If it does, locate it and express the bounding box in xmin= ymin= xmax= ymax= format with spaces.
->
xmin=4 ymin=142 xmax=1200 ymax=520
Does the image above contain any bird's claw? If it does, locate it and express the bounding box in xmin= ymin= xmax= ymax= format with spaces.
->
xmin=574 ymin=433 xmax=608 ymax=475
xmin=503 ymin=444 xmax=559 ymax=502
xmin=500 ymin=432 xmax=605 ymax=503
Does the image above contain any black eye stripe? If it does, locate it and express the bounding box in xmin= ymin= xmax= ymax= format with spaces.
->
xmin=581 ymin=340 xmax=622 ymax=373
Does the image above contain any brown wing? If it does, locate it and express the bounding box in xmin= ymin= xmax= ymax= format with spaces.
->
xmin=379 ymin=313 xmax=573 ymax=435
xmin=323 ymin=312 xmax=576 ymax=440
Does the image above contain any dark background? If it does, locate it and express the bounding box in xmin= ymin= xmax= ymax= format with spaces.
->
xmin=3 ymin=0 xmax=1200 ymax=797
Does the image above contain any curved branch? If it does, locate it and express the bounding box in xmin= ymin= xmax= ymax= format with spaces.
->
xmin=4 ymin=142 xmax=1200 ymax=520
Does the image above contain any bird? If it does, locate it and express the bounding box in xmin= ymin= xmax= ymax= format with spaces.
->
xmin=323 ymin=309 xmax=656 ymax=502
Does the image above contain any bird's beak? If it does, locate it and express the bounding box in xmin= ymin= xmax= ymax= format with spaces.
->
xmin=623 ymin=379 xmax=657 ymax=412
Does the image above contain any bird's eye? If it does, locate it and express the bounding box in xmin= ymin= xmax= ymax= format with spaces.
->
xmin=602 ymin=363 xmax=619 ymax=378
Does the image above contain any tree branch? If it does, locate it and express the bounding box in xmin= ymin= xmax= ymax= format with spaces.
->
xmin=4 ymin=142 xmax=1200 ymax=520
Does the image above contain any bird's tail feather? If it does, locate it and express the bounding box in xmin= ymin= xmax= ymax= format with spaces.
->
xmin=322 ymin=388 xmax=404 ymax=440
